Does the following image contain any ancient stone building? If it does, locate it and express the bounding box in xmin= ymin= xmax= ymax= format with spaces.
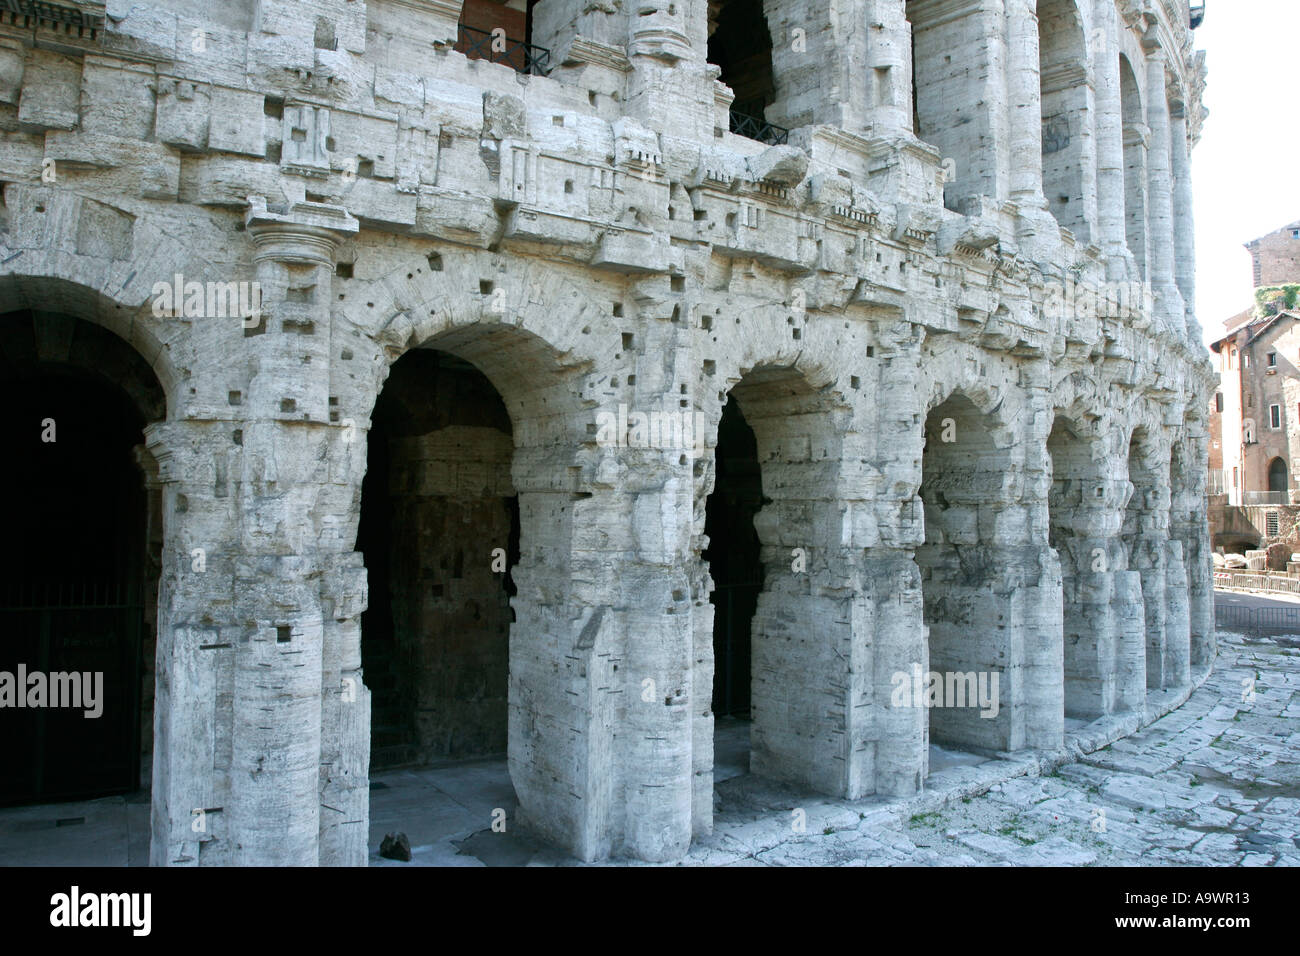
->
xmin=0 ymin=0 xmax=1212 ymax=865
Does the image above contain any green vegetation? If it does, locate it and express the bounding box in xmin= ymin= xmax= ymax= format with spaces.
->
xmin=1254 ymin=284 xmax=1300 ymax=318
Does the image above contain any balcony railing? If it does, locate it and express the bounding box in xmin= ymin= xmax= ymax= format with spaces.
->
xmin=729 ymin=110 xmax=789 ymax=147
xmin=456 ymin=24 xmax=550 ymax=76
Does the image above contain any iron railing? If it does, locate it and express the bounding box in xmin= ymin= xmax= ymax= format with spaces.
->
xmin=729 ymin=110 xmax=789 ymax=147
xmin=456 ymin=24 xmax=550 ymax=76
xmin=1215 ymin=601 xmax=1300 ymax=635
xmin=1214 ymin=570 xmax=1300 ymax=596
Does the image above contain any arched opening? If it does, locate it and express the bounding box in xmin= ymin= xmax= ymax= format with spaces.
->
xmin=708 ymin=0 xmax=780 ymax=142
xmin=1123 ymin=428 xmax=1164 ymax=691
xmin=1120 ymin=54 xmax=1148 ymax=278
xmin=1268 ymin=456 xmax=1288 ymax=494
xmin=1163 ymin=439 xmax=1192 ymax=688
xmin=917 ymin=394 xmax=1010 ymax=768
xmin=703 ymin=396 xmax=763 ymax=781
xmin=358 ymin=349 xmax=518 ymax=770
xmin=1039 ymin=0 xmax=1093 ymax=239
xmin=1048 ymin=417 xmax=1115 ymax=719
xmin=703 ymin=364 xmax=855 ymax=799
xmin=0 ymin=311 xmax=165 ymax=809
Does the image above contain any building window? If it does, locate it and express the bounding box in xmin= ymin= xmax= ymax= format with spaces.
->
xmin=1268 ymin=512 xmax=1280 ymax=536
xmin=1271 ymin=404 xmax=1282 ymax=429
xmin=1292 ymin=229 xmax=1299 ymax=239
xmin=1215 ymin=393 xmax=1223 ymax=412
xmin=1268 ymin=352 xmax=1278 ymax=367
xmin=1230 ymin=348 xmax=1237 ymax=368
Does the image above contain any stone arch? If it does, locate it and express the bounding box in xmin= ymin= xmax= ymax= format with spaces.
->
xmin=1268 ymin=456 xmax=1289 ymax=493
xmin=0 ymin=305 xmax=167 ymax=812
xmin=1046 ymin=410 xmax=1121 ymax=718
xmin=1039 ymin=0 xmax=1096 ymax=239
xmin=697 ymin=356 xmax=865 ymax=802
xmin=915 ymin=365 xmax=1063 ymax=764
xmin=354 ymin=312 xmax=602 ymax=857
xmin=1119 ymin=53 xmax=1149 ymax=279
xmin=1122 ymin=419 xmax=1175 ymax=693
xmin=0 ymin=275 xmax=180 ymax=408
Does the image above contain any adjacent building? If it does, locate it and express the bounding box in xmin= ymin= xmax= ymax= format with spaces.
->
xmin=1209 ymin=221 xmax=1300 ymax=551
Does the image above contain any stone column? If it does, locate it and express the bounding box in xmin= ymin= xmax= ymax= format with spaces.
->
xmin=232 ymin=198 xmax=360 ymax=865
xmin=1126 ymin=473 xmax=1172 ymax=693
xmin=1171 ymin=106 xmax=1198 ymax=339
xmin=146 ymin=420 xmax=235 ymax=866
xmin=907 ymin=0 xmax=1012 ymax=211
xmin=1093 ymin=0 xmax=1133 ymax=278
xmin=1005 ymin=0 xmax=1059 ymax=256
xmin=1063 ymin=536 xmax=1121 ymax=717
xmin=1006 ymin=0 xmax=1045 ymax=205
xmin=764 ymin=0 xmax=911 ymax=135
xmin=871 ymin=550 xmax=927 ymax=796
xmin=1144 ymin=48 xmax=1184 ymax=333
xmin=1174 ymin=426 xmax=1216 ymax=674
xmin=863 ymin=0 xmax=914 ymax=134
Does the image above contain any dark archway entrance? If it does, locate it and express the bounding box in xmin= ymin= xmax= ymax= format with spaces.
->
xmin=703 ymin=396 xmax=763 ymax=777
xmin=0 ymin=311 xmax=163 ymax=807
xmin=917 ymin=393 xmax=1011 ymax=768
xmin=1269 ymin=457 xmax=1288 ymax=494
xmin=708 ymin=0 xmax=778 ymax=139
xmin=358 ymin=348 xmax=519 ymax=769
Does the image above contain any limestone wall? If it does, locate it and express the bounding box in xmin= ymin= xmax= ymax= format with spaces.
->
xmin=0 ymin=0 xmax=1212 ymax=864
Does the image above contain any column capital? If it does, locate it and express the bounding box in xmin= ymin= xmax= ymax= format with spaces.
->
xmin=244 ymin=197 xmax=359 ymax=268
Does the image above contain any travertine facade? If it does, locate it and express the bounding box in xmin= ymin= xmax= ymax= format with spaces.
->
xmin=0 ymin=0 xmax=1212 ymax=864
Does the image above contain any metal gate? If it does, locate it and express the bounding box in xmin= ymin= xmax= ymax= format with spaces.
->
xmin=712 ymin=578 xmax=761 ymax=717
xmin=0 ymin=578 xmax=143 ymax=806
xmin=1215 ymin=602 xmax=1300 ymax=637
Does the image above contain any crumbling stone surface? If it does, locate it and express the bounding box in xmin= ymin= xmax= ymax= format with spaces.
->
xmin=0 ymin=0 xmax=1212 ymax=866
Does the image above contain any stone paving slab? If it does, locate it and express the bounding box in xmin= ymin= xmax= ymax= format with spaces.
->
xmin=687 ymin=630 xmax=1300 ymax=866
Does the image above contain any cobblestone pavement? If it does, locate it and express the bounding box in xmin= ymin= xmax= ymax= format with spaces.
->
xmin=682 ymin=629 xmax=1300 ymax=867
